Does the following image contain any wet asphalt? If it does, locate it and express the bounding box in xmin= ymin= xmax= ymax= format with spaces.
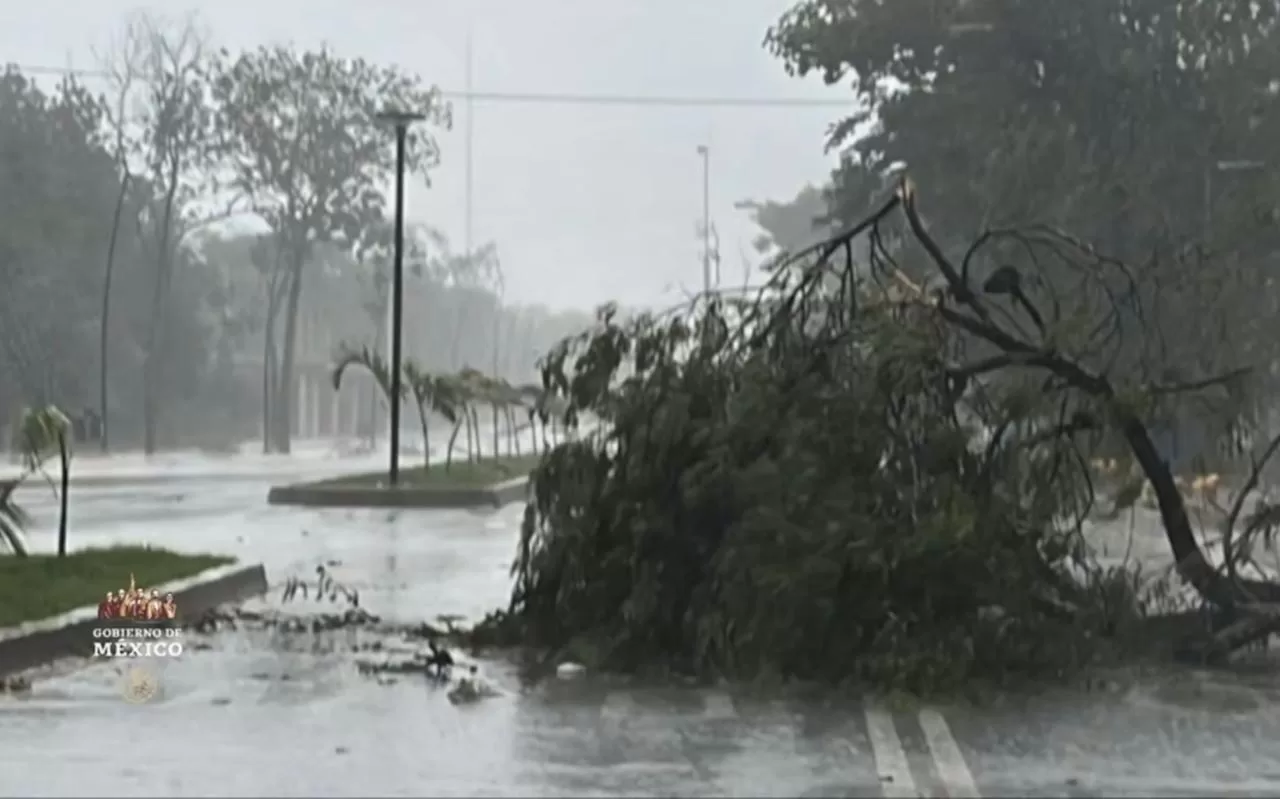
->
xmin=2 ymin=441 xmax=1279 ymax=797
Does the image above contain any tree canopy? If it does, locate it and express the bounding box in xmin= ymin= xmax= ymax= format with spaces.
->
xmin=761 ymin=0 xmax=1280 ymax=462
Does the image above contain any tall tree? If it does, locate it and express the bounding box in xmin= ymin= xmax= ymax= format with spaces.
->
xmin=94 ymin=14 xmax=148 ymax=453
xmin=208 ymin=46 xmax=450 ymax=452
xmin=0 ymin=69 xmax=118 ymax=421
xmin=131 ymin=13 xmax=221 ymax=453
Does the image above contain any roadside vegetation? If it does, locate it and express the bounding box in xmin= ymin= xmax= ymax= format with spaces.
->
xmin=320 ymin=454 xmax=543 ymax=491
xmin=0 ymin=545 xmax=231 ymax=627
xmin=331 ymin=347 xmax=568 ymax=470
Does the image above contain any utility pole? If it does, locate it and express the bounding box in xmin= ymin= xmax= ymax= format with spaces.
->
xmin=697 ymin=145 xmax=711 ymax=293
xmin=375 ymin=109 xmax=426 ymax=486
xmin=465 ymin=25 xmax=475 ymax=270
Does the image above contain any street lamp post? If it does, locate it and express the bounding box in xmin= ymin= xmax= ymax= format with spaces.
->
xmin=375 ymin=108 xmax=426 ymax=486
xmin=697 ymin=145 xmax=711 ymax=293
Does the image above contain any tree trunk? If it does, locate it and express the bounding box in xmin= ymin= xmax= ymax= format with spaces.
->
xmin=470 ymin=407 xmax=482 ymax=463
xmin=491 ymin=404 xmax=500 ymax=460
xmin=505 ymin=407 xmax=519 ymax=456
xmin=446 ymin=421 xmax=462 ymax=471
xmin=1112 ymin=406 xmax=1280 ymax=607
xmin=415 ymin=398 xmax=431 ymax=469
xmin=463 ymin=406 xmax=475 ymax=463
xmin=261 ymin=332 xmax=275 ymax=453
xmin=56 ymin=432 xmax=69 ymax=557
xmin=261 ymin=281 xmax=284 ymax=454
xmin=98 ymin=172 xmax=130 ymax=453
xmin=142 ymin=170 xmax=181 ymax=455
xmin=271 ymin=255 xmax=306 ymax=454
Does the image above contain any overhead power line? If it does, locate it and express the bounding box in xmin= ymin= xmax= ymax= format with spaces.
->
xmin=5 ymin=62 xmax=852 ymax=109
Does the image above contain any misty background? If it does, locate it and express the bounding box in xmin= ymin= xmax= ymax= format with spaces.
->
xmin=4 ymin=0 xmax=844 ymax=309
xmin=1 ymin=0 xmax=848 ymax=455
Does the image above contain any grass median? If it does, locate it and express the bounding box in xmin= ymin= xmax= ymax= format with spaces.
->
xmin=315 ymin=453 xmax=543 ymax=490
xmin=0 ymin=545 xmax=233 ymax=628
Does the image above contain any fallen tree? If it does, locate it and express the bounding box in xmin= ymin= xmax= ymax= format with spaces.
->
xmin=475 ymin=180 xmax=1280 ymax=692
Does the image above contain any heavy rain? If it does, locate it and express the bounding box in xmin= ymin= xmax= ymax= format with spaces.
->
xmin=4 ymin=1 xmax=1280 ymax=796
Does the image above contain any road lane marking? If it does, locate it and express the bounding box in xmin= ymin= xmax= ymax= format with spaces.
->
xmin=918 ymin=708 xmax=980 ymax=798
xmin=864 ymin=703 xmax=920 ymax=797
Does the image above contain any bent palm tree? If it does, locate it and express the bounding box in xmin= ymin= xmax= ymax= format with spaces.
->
xmin=17 ymin=405 xmax=73 ymax=557
xmin=401 ymin=359 xmax=434 ymax=467
xmin=0 ymin=479 xmax=30 ymax=557
xmin=456 ymin=368 xmax=491 ymax=462
xmin=402 ymin=360 xmax=463 ymax=468
xmin=332 ymin=344 xmax=406 ymax=444
xmin=435 ymin=374 xmax=468 ymax=471
xmin=516 ymin=384 xmax=544 ymax=455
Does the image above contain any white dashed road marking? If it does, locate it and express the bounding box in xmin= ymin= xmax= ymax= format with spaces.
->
xmin=919 ymin=708 xmax=980 ymax=798
xmin=864 ymin=703 xmax=920 ymax=798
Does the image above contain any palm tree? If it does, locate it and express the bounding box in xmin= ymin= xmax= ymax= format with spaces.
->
xmin=0 ymin=479 xmax=30 ymax=557
xmin=492 ymin=380 xmax=524 ymax=457
xmin=531 ymin=390 xmax=570 ymax=449
xmin=402 ymin=360 xmax=461 ymax=469
xmin=436 ymin=373 xmax=470 ymax=471
xmin=17 ymin=405 xmax=73 ymax=557
xmin=456 ymin=368 xmax=491 ymax=463
xmin=331 ymin=343 xmax=406 ymax=447
xmin=516 ymin=384 xmax=544 ymax=455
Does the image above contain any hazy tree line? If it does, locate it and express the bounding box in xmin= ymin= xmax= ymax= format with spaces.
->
xmin=0 ymin=11 xmax=591 ymax=455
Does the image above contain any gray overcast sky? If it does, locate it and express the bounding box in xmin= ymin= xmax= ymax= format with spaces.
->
xmin=4 ymin=0 xmax=850 ymax=311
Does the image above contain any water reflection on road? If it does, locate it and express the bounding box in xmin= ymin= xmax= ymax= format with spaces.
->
xmin=2 ymin=450 xmax=1280 ymax=797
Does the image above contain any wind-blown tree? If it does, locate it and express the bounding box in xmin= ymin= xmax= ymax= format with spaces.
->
xmin=0 ymin=64 xmax=245 ymax=453
xmin=16 ymin=405 xmax=73 ymax=557
xmin=766 ymin=0 xmax=1280 ymax=468
xmin=129 ymin=13 xmax=225 ymax=453
xmin=94 ymin=14 xmax=149 ymax=452
xmin=0 ymin=479 xmax=29 ymax=557
xmin=0 ymin=70 xmax=118 ymax=422
xmin=331 ymin=344 xmax=401 ymax=423
xmin=208 ymin=46 xmax=450 ymax=453
xmin=402 ymin=360 xmax=460 ymax=467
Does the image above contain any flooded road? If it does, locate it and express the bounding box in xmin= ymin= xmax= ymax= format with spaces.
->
xmin=3 ymin=446 xmax=1280 ymax=797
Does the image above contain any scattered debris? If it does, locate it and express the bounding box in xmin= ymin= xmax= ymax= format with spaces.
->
xmin=447 ymin=665 xmax=501 ymax=704
xmin=186 ymin=606 xmax=379 ymax=636
xmin=281 ymin=564 xmax=360 ymax=607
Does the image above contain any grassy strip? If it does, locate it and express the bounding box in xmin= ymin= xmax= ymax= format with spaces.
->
xmin=317 ymin=454 xmax=542 ymax=490
xmin=0 ymin=546 xmax=233 ymax=628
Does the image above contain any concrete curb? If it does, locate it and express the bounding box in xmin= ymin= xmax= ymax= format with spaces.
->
xmin=0 ymin=562 xmax=268 ymax=677
xmin=267 ymin=475 xmax=530 ymax=510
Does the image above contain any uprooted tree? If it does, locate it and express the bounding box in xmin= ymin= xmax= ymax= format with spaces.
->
xmin=474 ymin=180 xmax=1280 ymax=694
